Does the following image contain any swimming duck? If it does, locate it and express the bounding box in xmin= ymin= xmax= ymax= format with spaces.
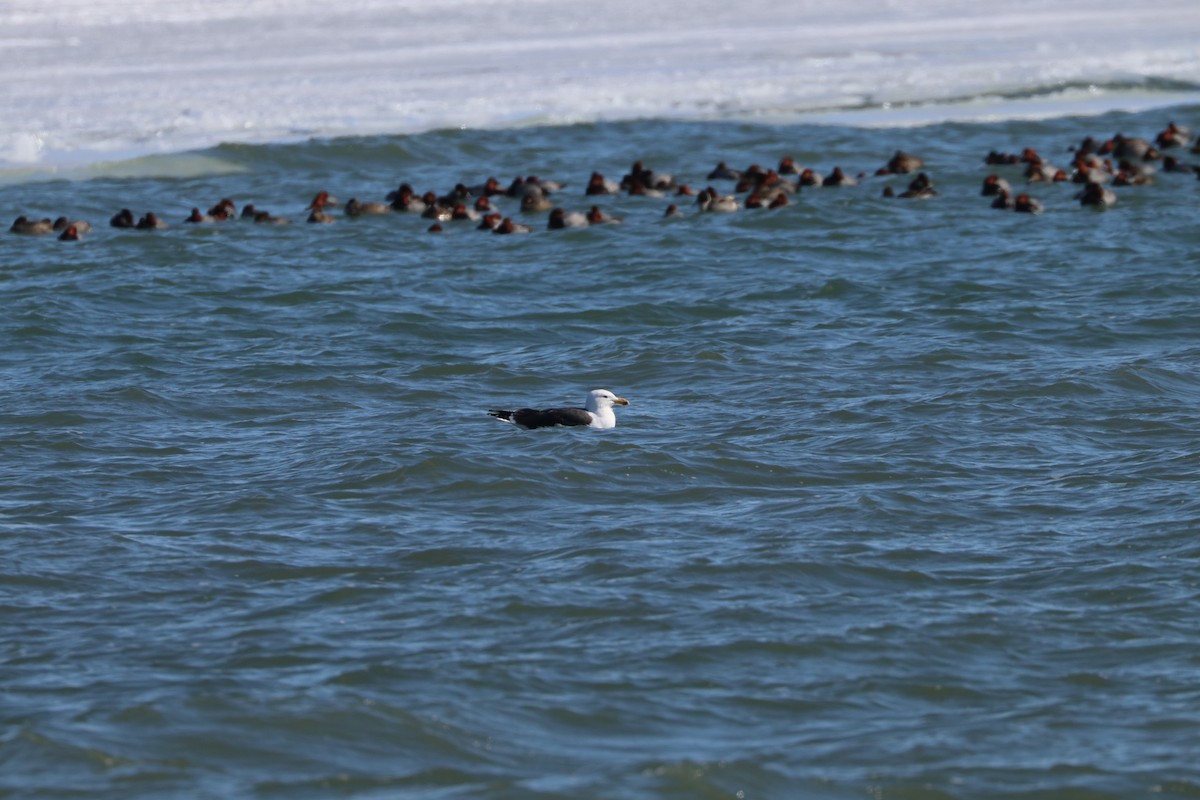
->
xmin=477 ymin=213 xmax=502 ymax=231
xmin=777 ymin=156 xmax=800 ymax=175
xmin=184 ymin=208 xmax=213 ymax=223
xmin=585 ymin=205 xmax=621 ymax=224
xmin=1013 ymin=193 xmax=1043 ymax=214
xmin=307 ymin=190 xmax=338 ymax=209
xmin=306 ymin=209 xmax=336 ymax=224
xmin=57 ymin=224 xmax=84 ymax=241
xmin=207 ymin=198 xmax=236 ymax=219
xmin=53 ymin=217 xmax=92 ymax=234
xmin=547 ymin=207 xmax=588 ymax=229
xmin=110 ymin=208 xmax=136 ymax=228
xmin=450 ymin=203 xmax=479 ymax=222
xmin=706 ymin=161 xmax=742 ymax=181
xmin=585 ymin=171 xmax=620 ymax=195
xmin=492 ymin=217 xmax=533 ymax=234
xmin=1076 ymin=180 xmax=1116 ymax=207
xmin=520 ymin=192 xmax=554 ymax=213
xmin=990 ymin=189 xmax=1015 ymax=210
xmin=10 ymin=216 xmax=54 ymax=234
xmin=253 ymin=210 xmax=290 ymax=225
xmin=344 ymin=198 xmax=390 ymax=217
xmin=981 ymin=175 xmax=1012 ymax=196
xmin=898 ymin=172 xmax=937 ymax=198
xmin=878 ymin=150 xmax=924 ymax=175
xmin=823 ymin=166 xmax=857 ymax=186
xmin=695 ymin=187 xmax=739 ymax=212
xmin=136 ymin=212 xmax=168 ymax=229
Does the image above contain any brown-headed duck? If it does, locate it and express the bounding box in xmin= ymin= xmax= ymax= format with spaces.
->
xmin=184 ymin=208 xmax=214 ymax=224
xmin=492 ymin=217 xmax=532 ymax=234
xmin=777 ymin=156 xmax=800 ymax=175
xmin=663 ymin=203 xmax=684 ymax=218
xmin=477 ymin=213 xmax=502 ymax=231
xmin=585 ymin=205 xmax=620 ymax=224
xmin=981 ymin=175 xmax=1012 ymax=197
xmin=307 ymin=190 xmax=338 ymax=209
xmin=419 ymin=192 xmax=450 ymax=221
xmin=390 ymin=188 xmax=427 ymax=213
xmin=1076 ymin=180 xmax=1116 ymax=207
xmin=306 ymin=209 xmax=336 ymax=224
xmin=798 ymin=168 xmax=824 ymax=187
xmin=10 ymin=216 xmax=54 ymax=235
xmin=990 ymin=189 xmax=1015 ymax=210
xmin=450 ymin=203 xmax=479 ymax=222
xmin=57 ymin=224 xmax=83 ymax=241
xmin=137 ymin=212 xmax=168 ymax=229
xmin=823 ymin=166 xmax=857 ymax=186
xmin=207 ymin=198 xmax=236 ymax=219
xmin=110 ymin=208 xmax=136 ymax=228
xmin=1013 ymin=193 xmax=1043 ymax=214
xmin=547 ymin=208 xmax=588 ymax=229
xmin=586 ymin=172 xmax=620 ymax=195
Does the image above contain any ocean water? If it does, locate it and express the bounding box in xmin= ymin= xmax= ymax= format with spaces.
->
xmin=4 ymin=106 xmax=1200 ymax=798
xmin=5 ymin=1 xmax=1200 ymax=797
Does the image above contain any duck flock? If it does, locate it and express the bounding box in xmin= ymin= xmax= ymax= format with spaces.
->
xmin=6 ymin=120 xmax=1198 ymax=243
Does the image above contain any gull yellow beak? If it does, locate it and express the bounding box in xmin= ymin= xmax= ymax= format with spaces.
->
xmin=613 ymin=397 xmax=629 ymax=406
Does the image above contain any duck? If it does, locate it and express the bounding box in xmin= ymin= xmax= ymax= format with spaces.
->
xmin=53 ymin=217 xmax=92 ymax=234
xmin=184 ymin=208 xmax=214 ymax=224
xmin=110 ymin=209 xmax=136 ymax=228
xmin=520 ymin=192 xmax=554 ymax=213
xmin=823 ymin=166 xmax=857 ymax=186
xmin=548 ymin=207 xmax=588 ymax=229
xmin=207 ymin=198 xmax=236 ymax=220
xmin=981 ymin=175 xmax=1012 ymax=197
xmin=663 ymin=203 xmax=684 ymax=218
xmin=390 ymin=187 xmax=427 ymax=213
xmin=492 ymin=217 xmax=533 ymax=234
xmin=798 ymin=168 xmax=824 ymax=187
xmin=585 ymin=205 xmax=621 ymax=224
xmin=449 ymin=203 xmax=479 ymax=222
xmin=477 ymin=213 xmax=502 ymax=231
xmin=307 ymin=190 xmax=338 ymax=209
xmin=878 ymin=150 xmax=924 ymax=175
xmin=1013 ymin=193 xmax=1043 ymax=214
xmin=777 ymin=156 xmax=800 ymax=175
xmin=898 ymin=172 xmax=937 ymax=198
xmin=990 ymin=189 xmax=1015 ymax=210
xmin=57 ymin=224 xmax=84 ymax=241
xmin=706 ymin=161 xmax=742 ymax=181
xmin=252 ymin=210 xmax=290 ymax=225
xmin=1076 ymin=180 xmax=1116 ymax=208
xmin=306 ymin=208 xmax=336 ymax=224
xmin=136 ymin=212 xmax=168 ymax=229
xmin=585 ymin=171 xmax=620 ymax=195
xmin=695 ymin=187 xmax=739 ymax=212
xmin=344 ymin=198 xmax=390 ymax=217
xmin=10 ymin=216 xmax=54 ymax=235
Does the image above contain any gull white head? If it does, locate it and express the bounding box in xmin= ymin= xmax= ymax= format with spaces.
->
xmin=584 ymin=388 xmax=629 ymax=428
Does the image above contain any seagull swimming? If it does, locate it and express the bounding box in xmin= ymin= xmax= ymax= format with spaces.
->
xmin=488 ymin=388 xmax=629 ymax=429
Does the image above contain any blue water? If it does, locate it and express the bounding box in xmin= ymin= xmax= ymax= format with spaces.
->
xmin=3 ymin=107 xmax=1200 ymax=799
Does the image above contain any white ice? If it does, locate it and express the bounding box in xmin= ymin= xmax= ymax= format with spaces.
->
xmin=3 ymin=0 xmax=1199 ymax=170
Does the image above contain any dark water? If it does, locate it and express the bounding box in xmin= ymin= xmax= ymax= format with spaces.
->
xmin=3 ymin=107 xmax=1200 ymax=799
